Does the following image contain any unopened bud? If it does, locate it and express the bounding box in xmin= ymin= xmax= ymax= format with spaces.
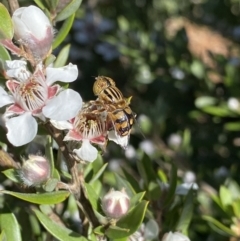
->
xmin=162 ymin=231 xmax=191 ymax=241
xmin=102 ymin=189 xmax=130 ymax=219
xmin=19 ymin=155 xmax=51 ymax=186
xmin=12 ymin=6 xmax=54 ymax=62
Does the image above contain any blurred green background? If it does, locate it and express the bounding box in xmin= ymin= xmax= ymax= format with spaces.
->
xmin=63 ymin=1 xmax=240 ymax=239
xmin=63 ymin=0 xmax=240 ymax=182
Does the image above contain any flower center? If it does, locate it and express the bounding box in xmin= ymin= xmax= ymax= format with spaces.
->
xmin=16 ymin=77 xmax=48 ymax=113
xmin=74 ymin=113 xmax=106 ymax=140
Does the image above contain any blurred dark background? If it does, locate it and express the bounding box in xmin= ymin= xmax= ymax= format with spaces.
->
xmin=56 ymin=0 xmax=240 ymax=187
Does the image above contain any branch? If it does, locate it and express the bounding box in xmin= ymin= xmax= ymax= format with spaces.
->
xmin=7 ymin=0 xmax=19 ymax=15
xmin=44 ymin=122 xmax=100 ymax=228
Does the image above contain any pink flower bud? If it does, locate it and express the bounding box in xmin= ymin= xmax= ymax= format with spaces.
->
xmin=162 ymin=232 xmax=191 ymax=241
xmin=12 ymin=6 xmax=54 ymax=62
xmin=19 ymin=155 xmax=51 ymax=186
xmin=102 ymin=189 xmax=130 ymax=219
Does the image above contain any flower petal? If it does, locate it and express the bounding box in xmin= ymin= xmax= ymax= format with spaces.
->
xmin=13 ymin=6 xmax=51 ymax=40
xmin=6 ymin=112 xmax=38 ymax=146
xmin=46 ymin=63 xmax=78 ymax=86
xmin=6 ymin=61 xmax=31 ymax=82
xmin=0 ymin=86 xmax=14 ymax=107
xmin=74 ymin=140 xmax=98 ymax=162
xmin=50 ymin=120 xmax=73 ymax=130
xmin=42 ymin=89 xmax=82 ymax=121
xmin=108 ymin=130 xmax=129 ymax=149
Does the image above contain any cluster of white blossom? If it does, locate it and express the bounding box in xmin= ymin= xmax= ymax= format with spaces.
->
xmin=0 ymin=5 xmax=128 ymax=163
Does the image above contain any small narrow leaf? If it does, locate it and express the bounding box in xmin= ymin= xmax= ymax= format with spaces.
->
xmin=0 ymin=230 xmax=6 ymax=241
xmin=53 ymin=14 xmax=75 ymax=49
xmin=55 ymin=0 xmax=82 ymax=22
xmin=1 ymin=190 xmax=70 ymax=204
xmin=34 ymin=209 xmax=89 ymax=241
xmin=137 ymin=153 xmax=157 ymax=186
xmin=2 ymin=169 xmax=21 ymax=183
xmin=0 ymin=207 xmax=22 ymax=241
xmin=33 ymin=0 xmax=46 ymax=10
xmin=163 ymin=163 xmax=177 ymax=207
xmin=84 ymin=183 xmax=103 ymax=214
xmin=224 ymin=122 xmax=240 ymax=131
xmin=45 ymin=135 xmax=54 ymax=177
xmin=114 ymin=173 xmax=135 ymax=197
xmin=0 ymin=3 xmax=13 ymax=40
xmin=202 ymin=215 xmax=236 ymax=237
xmin=219 ymin=186 xmax=232 ymax=209
xmin=232 ymin=200 xmax=240 ymax=218
xmin=195 ymin=96 xmax=217 ymax=108
xmin=54 ymin=44 xmax=71 ymax=67
xmin=89 ymin=163 xmax=108 ymax=184
xmin=130 ymin=192 xmax=145 ymax=208
xmin=176 ymin=188 xmax=194 ymax=233
xmin=122 ymin=169 xmax=141 ymax=193
xmin=0 ymin=45 xmax=11 ymax=60
xmin=201 ymin=106 xmax=236 ymax=117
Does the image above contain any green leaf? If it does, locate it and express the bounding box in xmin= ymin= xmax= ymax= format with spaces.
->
xmin=45 ymin=135 xmax=54 ymax=177
xmin=43 ymin=178 xmax=58 ymax=192
xmin=89 ymin=163 xmax=108 ymax=184
xmin=232 ymin=200 xmax=240 ymax=218
xmin=47 ymin=0 xmax=59 ymax=11
xmin=202 ymin=215 xmax=236 ymax=237
xmin=201 ymin=106 xmax=235 ymax=117
xmin=176 ymin=188 xmax=194 ymax=233
xmin=54 ymin=44 xmax=71 ymax=67
xmin=190 ymin=60 xmax=205 ymax=79
xmin=0 ymin=45 xmax=10 ymax=60
xmin=163 ymin=163 xmax=177 ymax=208
xmin=106 ymin=200 xmax=148 ymax=239
xmin=137 ymin=153 xmax=157 ymax=186
xmin=84 ymin=183 xmax=102 ymax=214
xmin=114 ymin=173 xmax=135 ymax=197
xmin=195 ymin=96 xmax=217 ymax=108
xmin=130 ymin=192 xmax=145 ymax=208
xmin=0 ymin=3 xmax=13 ymax=40
xmin=55 ymin=0 xmax=82 ymax=22
xmin=147 ymin=181 xmax=161 ymax=200
xmin=94 ymin=226 xmax=105 ymax=235
xmin=53 ymin=13 xmax=75 ymax=49
xmin=0 ymin=230 xmax=7 ymax=241
xmin=224 ymin=122 xmax=240 ymax=131
xmin=1 ymin=190 xmax=70 ymax=204
xmin=33 ymin=0 xmax=46 ymax=10
xmin=0 ymin=207 xmax=22 ymax=241
xmin=44 ymin=54 xmax=56 ymax=66
xmin=219 ymin=186 xmax=232 ymax=208
xmin=34 ymin=209 xmax=89 ymax=241
xmin=122 ymin=169 xmax=141 ymax=193
xmin=2 ymin=169 xmax=21 ymax=183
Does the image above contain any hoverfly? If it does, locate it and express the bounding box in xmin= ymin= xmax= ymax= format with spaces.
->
xmin=92 ymin=76 xmax=136 ymax=139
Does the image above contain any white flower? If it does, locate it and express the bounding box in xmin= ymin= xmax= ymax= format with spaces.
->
xmin=51 ymin=109 xmax=108 ymax=162
xmin=175 ymin=183 xmax=199 ymax=195
xmin=162 ymin=232 xmax=191 ymax=241
xmin=0 ymin=60 xmax=81 ymax=146
xmin=167 ymin=133 xmax=182 ymax=148
xmin=12 ymin=6 xmax=54 ymax=61
xmin=227 ymin=97 xmax=240 ymax=111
